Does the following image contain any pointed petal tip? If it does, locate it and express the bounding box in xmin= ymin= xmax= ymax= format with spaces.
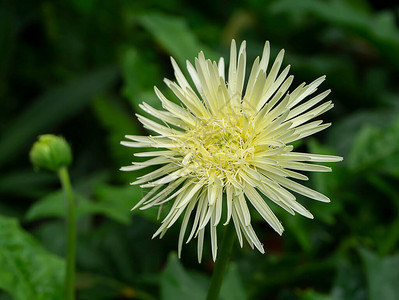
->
xmin=277 ymin=228 xmax=284 ymax=236
xmin=317 ymin=75 xmax=327 ymax=82
xmin=303 ymin=211 xmax=314 ymax=219
xmin=141 ymin=183 xmax=155 ymax=188
xmin=212 ymin=252 xmax=217 ymax=262
xmin=317 ymin=195 xmax=331 ymax=203
xmin=325 ymin=155 xmax=344 ymax=162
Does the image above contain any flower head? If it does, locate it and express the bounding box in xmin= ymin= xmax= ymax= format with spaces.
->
xmin=121 ymin=40 xmax=342 ymax=262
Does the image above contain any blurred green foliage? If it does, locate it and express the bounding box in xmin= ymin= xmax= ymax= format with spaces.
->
xmin=0 ymin=215 xmax=64 ymax=300
xmin=1 ymin=0 xmax=399 ymax=299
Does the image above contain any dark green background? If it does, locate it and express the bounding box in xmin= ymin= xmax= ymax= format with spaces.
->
xmin=1 ymin=0 xmax=399 ymax=299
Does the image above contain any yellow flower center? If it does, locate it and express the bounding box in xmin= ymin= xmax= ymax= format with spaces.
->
xmin=178 ymin=113 xmax=256 ymax=181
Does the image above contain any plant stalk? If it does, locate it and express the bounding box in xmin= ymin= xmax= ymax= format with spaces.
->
xmin=206 ymin=222 xmax=236 ymax=300
xmin=58 ymin=167 xmax=76 ymax=300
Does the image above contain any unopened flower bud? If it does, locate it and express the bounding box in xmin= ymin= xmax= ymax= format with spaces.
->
xmin=30 ymin=134 xmax=72 ymax=171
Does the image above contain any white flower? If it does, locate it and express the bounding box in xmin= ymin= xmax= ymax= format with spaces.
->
xmin=121 ymin=40 xmax=343 ymax=262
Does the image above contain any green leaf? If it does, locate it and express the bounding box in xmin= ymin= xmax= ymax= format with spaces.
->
xmin=161 ymin=253 xmax=206 ymax=300
xmin=121 ymin=49 xmax=160 ymax=110
xmin=25 ymin=191 xmax=91 ymax=222
xmin=25 ymin=185 xmax=158 ymax=225
xmin=286 ymin=53 xmax=357 ymax=91
xmin=327 ymin=108 xmax=399 ymax=157
xmin=270 ymin=0 xmax=399 ymax=67
xmin=308 ymin=140 xmax=343 ymax=193
xmin=0 ymin=169 xmax=56 ymax=198
xmin=0 ymin=215 xmax=64 ymax=300
xmin=138 ymin=13 xmax=217 ymax=66
xmin=307 ymin=139 xmax=344 ymax=225
xmin=93 ymin=97 xmax=140 ymax=169
xmin=220 ymin=263 xmax=247 ymax=300
xmin=0 ymin=67 xmax=118 ymax=166
xmin=285 ymin=216 xmax=311 ymax=252
xmin=330 ymin=258 xmax=367 ymax=300
xmin=94 ymin=184 xmax=159 ymax=223
xmin=359 ymin=249 xmax=399 ymax=300
xmin=347 ymin=117 xmax=399 ymax=172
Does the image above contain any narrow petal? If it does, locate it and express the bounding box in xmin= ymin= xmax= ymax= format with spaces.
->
xmin=267 ymin=173 xmax=330 ymax=202
xmin=244 ymin=184 xmax=284 ymax=234
xmin=178 ymin=195 xmax=198 ymax=258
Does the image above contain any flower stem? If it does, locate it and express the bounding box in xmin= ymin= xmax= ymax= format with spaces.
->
xmin=206 ymin=222 xmax=236 ymax=300
xmin=58 ymin=167 xmax=76 ymax=300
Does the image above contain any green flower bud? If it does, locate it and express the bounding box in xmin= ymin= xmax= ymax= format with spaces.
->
xmin=30 ymin=134 xmax=72 ymax=171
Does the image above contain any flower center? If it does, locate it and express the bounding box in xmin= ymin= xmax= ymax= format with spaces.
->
xmin=178 ymin=115 xmax=255 ymax=181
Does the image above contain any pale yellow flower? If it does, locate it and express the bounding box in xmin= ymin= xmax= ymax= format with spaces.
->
xmin=121 ymin=40 xmax=342 ymax=262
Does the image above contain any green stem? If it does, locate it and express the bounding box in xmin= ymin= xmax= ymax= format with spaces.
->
xmin=206 ymin=222 xmax=236 ymax=300
xmin=58 ymin=167 xmax=76 ymax=300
